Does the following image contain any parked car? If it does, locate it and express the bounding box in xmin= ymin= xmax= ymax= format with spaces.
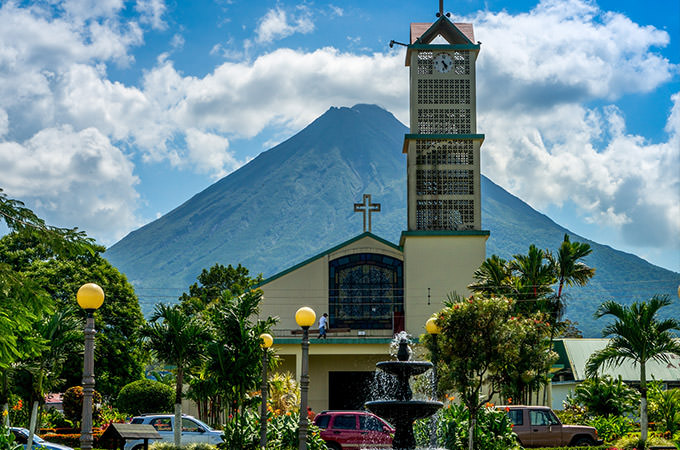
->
xmin=498 ymin=405 xmax=603 ymax=447
xmin=313 ymin=410 xmax=394 ymax=450
xmin=124 ymin=414 xmax=224 ymax=450
xmin=9 ymin=427 xmax=73 ymax=450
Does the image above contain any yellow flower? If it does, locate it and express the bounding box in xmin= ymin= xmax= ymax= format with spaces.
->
xmin=1 ymin=409 xmax=7 ymax=418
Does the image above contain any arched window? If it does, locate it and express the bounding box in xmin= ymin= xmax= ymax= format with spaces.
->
xmin=329 ymin=253 xmax=403 ymax=330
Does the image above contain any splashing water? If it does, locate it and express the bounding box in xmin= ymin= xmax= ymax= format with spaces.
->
xmin=390 ymin=330 xmax=413 ymax=359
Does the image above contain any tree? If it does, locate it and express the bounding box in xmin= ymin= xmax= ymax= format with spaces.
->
xmin=203 ymin=289 xmax=276 ymax=448
xmin=0 ymin=189 xmax=94 ymax=419
xmin=0 ymin=233 xmax=147 ymax=398
xmin=179 ymin=264 xmax=263 ymax=315
xmin=585 ymin=296 xmax=680 ymax=445
xmin=425 ymin=294 xmax=515 ymax=450
xmin=140 ymin=304 xmax=209 ymax=446
xmin=468 ymin=255 xmax=514 ymax=297
xmin=495 ymin=315 xmax=556 ymax=405
xmin=509 ymin=244 xmax=555 ymax=309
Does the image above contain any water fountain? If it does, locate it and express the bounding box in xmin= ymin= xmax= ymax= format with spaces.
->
xmin=365 ymin=335 xmax=443 ymax=450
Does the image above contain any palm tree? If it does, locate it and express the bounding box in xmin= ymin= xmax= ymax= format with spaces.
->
xmin=468 ymin=255 xmax=514 ymax=297
xmin=510 ymin=245 xmax=555 ymax=315
xmin=141 ymin=304 xmax=208 ymax=446
xmin=585 ymin=296 xmax=680 ymax=445
xmin=542 ymin=235 xmax=595 ymax=403
xmin=552 ymin=234 xmax=595 ymax=300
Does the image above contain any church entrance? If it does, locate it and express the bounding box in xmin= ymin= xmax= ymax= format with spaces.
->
xmin=328 ymin=371 xmax=375 ymax=410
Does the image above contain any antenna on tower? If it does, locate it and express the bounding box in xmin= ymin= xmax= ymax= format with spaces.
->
xmin=435 ymin=0 xmax=452 ymax=18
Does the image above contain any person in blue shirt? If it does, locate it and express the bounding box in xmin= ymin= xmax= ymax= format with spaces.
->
xmin=318 ymin=313 xmax=328 ymax=339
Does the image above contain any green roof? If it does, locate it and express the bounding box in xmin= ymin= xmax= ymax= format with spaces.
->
xmin=253 ymin=232 xmax=402 ymax=288
xmin=554 ymin=338 xmax=680 ymax=382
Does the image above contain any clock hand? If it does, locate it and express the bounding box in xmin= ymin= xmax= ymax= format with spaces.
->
xmin=442 ymin=60 xmax=449 ymax=69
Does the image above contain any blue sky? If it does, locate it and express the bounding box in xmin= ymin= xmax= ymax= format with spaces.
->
xmin=0 ymin=0 xmax=678 ymax=272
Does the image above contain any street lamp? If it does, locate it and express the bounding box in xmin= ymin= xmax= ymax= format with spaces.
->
xmin=295 ymin=307 xmax=316 ymax=450
xmin=77 ymin=283 xmax=104 ymax=450
xmin=259 ymin=333 xmax=274 ymax=449
xmin=425 ymin=317 xmax=441 ymax=448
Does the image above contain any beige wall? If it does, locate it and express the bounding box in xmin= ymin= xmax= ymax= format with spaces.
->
xmin=402 ymin=233 xmax=487 ymax=333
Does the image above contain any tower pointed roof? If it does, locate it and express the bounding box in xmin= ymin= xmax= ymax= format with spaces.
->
xmin=410 ymin=15 xmax=475 ymax=45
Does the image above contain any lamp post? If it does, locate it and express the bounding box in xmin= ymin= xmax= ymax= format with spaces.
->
xmin=425 ymin=317 xmax=441 ymax=448
xmin=295 ymin=307 xmax=316 ymax=450
xmin=77 ymin=283 xmax=104 ymax=450
xmin=259 ymin=333 xmax=274 ymax=449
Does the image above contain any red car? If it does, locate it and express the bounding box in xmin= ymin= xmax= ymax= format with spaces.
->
xmin=313 ymin=410 xmax=394 ymax=450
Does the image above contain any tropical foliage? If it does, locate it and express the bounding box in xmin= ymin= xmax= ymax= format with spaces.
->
xmin=423 ymin=293 xmax=555 ymax=450
xmin=570 ymin=375 xmax=639 ymax=418
xmin=414 ymin=402 xmax=521 ymax=450
xmin=0 ymin=189 xmax=94 ymax=414
xmin=586 ymin=296 xmax=680 ymax=445
xmin=140 ymin=303 xmax=209 ymax=445
xmin=0 ymin=232 xmax=147 ymax=399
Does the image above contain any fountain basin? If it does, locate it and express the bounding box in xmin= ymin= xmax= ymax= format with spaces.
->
xmin=376 ymin=361 xmax=433 ymax=378
xmin=365 ymin=400 xmax=443 ymax=423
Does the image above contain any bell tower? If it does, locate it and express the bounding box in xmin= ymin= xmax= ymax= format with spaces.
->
xmin=400 ymin=6 xmax=489 ymax=332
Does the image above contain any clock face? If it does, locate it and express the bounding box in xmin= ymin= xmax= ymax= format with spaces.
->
xmin=433 ymin=53 xmax=454 ymax=73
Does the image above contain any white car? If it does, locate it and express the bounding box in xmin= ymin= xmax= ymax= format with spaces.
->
xmin=124 ymin=414 xmax=224 ymax=450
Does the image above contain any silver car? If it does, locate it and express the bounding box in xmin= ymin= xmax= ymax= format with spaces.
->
xmin=9 ymin=427 xmax=74 ymax=450
xmin=124 ymin=414 xmax=224 ymax=450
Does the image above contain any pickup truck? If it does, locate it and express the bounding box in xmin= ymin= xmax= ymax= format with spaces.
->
xmin=499 ymin=405 xmax=603 ymax=447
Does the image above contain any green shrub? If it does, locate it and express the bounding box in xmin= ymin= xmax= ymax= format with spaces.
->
xmin=116 ymin=379 xmax=174 ymax=416
xmin=215 ymin=409 xmax=326 ymax=450
xmin=587 ymin=415 xmax=636 ymax=442
xmin=0 ymin=424 xmax=22 ymax=450
xmin=571 ymin=376 xmax=639 ymax=418
xmin=649 ymin=383 xmax=680 ymax=437
xmin=414 ymin=403 xmax=521 ymax=450
xmin=42 ymin=408 xmax=73 ymax=429
xmin=63 ymin=386 xmax=102 ymax=426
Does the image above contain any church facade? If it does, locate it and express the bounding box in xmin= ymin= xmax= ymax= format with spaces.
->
xmin=257 ymin=12 xmax=489 ymax=412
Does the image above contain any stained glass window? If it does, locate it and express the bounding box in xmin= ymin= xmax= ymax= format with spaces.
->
xmin=329 ymin=253 xmax=404 ymax=330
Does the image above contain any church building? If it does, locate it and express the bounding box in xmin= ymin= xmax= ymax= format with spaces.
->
xmin=257 ymin=8 xmax=489 ymax=412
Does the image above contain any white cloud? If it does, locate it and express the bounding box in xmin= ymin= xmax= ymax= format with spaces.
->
xmin=184 ymin=129 xmax=243 ymax=178
xmin=0 ymin=126 xmax=141 ymax=244
xmin=171 ymin=33 xmax=185 ymax=49
xmin=135 ymin=0 xmax=167 ymax=30
xmin=479 ymin=94 xmax=680 ymax=249
xmin=473 ymin=0 xmax=674 ymax=110
xmin=468 ymin=0 xmax=679 ymax=253
xmin=255 ymin=6 xmax=314 ymax=43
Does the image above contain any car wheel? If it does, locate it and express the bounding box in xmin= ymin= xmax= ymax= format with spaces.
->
xmin=572 ymin=436 xmax=595 ymax=446
xmin=326 ymin=442 xmax=342 ymax=450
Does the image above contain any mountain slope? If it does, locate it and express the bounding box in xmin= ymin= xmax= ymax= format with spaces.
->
xmin=106 ymin=104 xmax=679 ymax=336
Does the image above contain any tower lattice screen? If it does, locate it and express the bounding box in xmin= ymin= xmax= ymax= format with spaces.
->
xmin=416 ymin=199 xmax=474 ymax=230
